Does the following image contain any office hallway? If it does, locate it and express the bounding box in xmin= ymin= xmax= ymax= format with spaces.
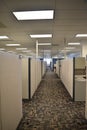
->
xmin=17 ymin=71 xmax=87 ymax=130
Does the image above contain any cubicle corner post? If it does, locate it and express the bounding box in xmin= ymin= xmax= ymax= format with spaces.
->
xmin=59 ymin=59 xmax=61 ymax=77
xmin=0 ymin=67 xmax=1 ymax=130
xmin=28 ymin=58 xmax=31 ymax=100
xmin=85 ymin=55 xmax=87 ymax=119
xmin=73 ymin=57 xmax=75 ymax=101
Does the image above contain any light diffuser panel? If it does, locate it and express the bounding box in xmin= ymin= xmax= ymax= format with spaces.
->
xmin=76 ymin=34 xmax=87 ymax=37
xmin=38 ymin=43 xmax=51 ymax=45
xmin=68 ymin=43 xmax=80 ymax=45
xmin=13 ymin=10 xmax=54 ymax=20
xmin=30 ymin=34 xmax=52 ymax=38
xmin=16 ymin=48 xmax=27 ymax=50
xmin=6 ymin=44 xmax=20 ymax=46
xmin=0 ymin=48 xmax=5 ymax=50
xmin=0 ymin=36 xmax=9 ymax=39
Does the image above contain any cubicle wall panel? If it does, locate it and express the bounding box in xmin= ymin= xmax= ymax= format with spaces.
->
xmin=31 ymin=59 xmax=36 ymax=98
xmin=35 ymin=60 xmax=42 ymax=88
xmin=41 ymin=61 xmax=46 ymax=77
xmin=41 ymin=61 xmax=43 ymax=77
xmin=0 ymin=52 xmax=2 ymax=130
xmin=75 ymin=57 xmax=85 ymax=69
xmin=60 ymin=59 xmax=73 ymax=98
xmin=75 ymin=57 xmax=86 ymax=101
xmin=0 ymin=52 xmax=22 ymax=130
xmin=42 ymin=61 xmax=46 ymax=76
xmin=30 ymin=59 xmax=42 ymax=98
xmin=56 ymin=60 xmax=60 ymax=77
xmin=36 ymin=60 xmax=39 ymax=87
xmin=22 ymin=58 xmax=42 ymax=100
xmin=36 ymin=60 xmax=39 ymax=88
xmin=22 ymin=58 xmax=29 ymax=99
xmin=85 ymin=58 xmax=87 ymax=119
xmin=38 ymin=61 xmax=41 ymax=83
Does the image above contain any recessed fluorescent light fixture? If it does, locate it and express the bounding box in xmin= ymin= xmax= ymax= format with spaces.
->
xmin=0 ymin=48 xmax=5 ymax=50
xmin=68 ymin=43 xmax=80 ymax=45
xmin=22 ymin=50 xmax=31 ymax=53
xmin=6 ymin=44 xmax=20 ymax=46
xmin=8 ymin=51 xmax=16 ymax=53
xmin=38 ymin=43 xmax=51 ymax=45
xmin=61 ymin=49 xmax=70 ymax=52
xmin=16 ymin=48 xmax=27 ymax=50
xmin=76 ymin=34 xmax=87 ymax=37
xmin=30 ymin=34 xmax=52 ymax=38
xmin=65 ymin=47 xmax=75 ymax=49
xmin=13 ymin=10 xmax=54 ymax=20
xmin=0 ymin=36 xmax=9 ymax=39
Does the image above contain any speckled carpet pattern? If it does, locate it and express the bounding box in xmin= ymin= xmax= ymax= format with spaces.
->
xmin=17 ymin=71 xmax=87 ymax=130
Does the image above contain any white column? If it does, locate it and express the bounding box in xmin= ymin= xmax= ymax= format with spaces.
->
xmin=36 ymin=40 xmax=38 ymax=58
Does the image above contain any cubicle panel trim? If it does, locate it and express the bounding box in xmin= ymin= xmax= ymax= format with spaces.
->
xmin=28 ymin=58 xmax=31 ymax=100
xmin=73 ymin=57 xmax=75 ymax=101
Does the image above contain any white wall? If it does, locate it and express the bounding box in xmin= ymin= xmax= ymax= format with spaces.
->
xmin=0 ymin=52 xmax=22 ymax=130
xmin=60 ymin=59 xmax=73 ymax=97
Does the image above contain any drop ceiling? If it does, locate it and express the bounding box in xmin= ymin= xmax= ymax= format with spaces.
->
xmin=0 ymin=0 xmax=87 ymax=58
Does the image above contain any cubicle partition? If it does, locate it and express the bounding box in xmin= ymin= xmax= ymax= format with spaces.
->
xmin=22 ymin=58 xmax=45 ymax=100
xmin=60 ymin=59 xmax=74 ymax=98
xmin=74 ymin=57 xmax=86 ymax=101
xmin=35 ymin=60 xmax=41 ymax=88
xmin=41 ymin=61 xmax=47 ymax=77
xmin=56 ymin=57 xmax=86 ymax=101
xmin=56 ymin=60 xmax=61 ymax=77
xmin=85 ymin=56 xmax=87 ymax=119
xmin=30 ymin=58 xmax=37 ymax=98
xmin=22 ymin=58 xmax=29 ymax=99
xmin=0 ymin=52 xmax=22 ymax=130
